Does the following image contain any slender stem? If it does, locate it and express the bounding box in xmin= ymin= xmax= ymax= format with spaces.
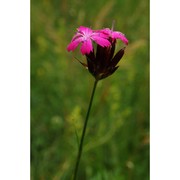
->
xmin=73 ymin=79 xmax=98 ymax=180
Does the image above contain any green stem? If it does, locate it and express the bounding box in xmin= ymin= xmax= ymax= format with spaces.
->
xmin=73 ymin=79 xmax=98 ymax=180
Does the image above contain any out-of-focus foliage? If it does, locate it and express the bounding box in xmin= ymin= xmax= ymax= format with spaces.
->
xmin=31 ymin=0 xmax=149 ymax=179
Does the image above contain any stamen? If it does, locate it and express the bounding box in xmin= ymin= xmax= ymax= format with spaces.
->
xmin=111 ymin=20 xmax=115 ymax=31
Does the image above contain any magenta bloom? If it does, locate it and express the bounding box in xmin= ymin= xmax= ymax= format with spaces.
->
xmin=67 ymin=26 xmax=111 ymax=55
xmin=67 ymin=25 xmax=128 ymax=80
xmin=99 ymin=28 xmax=128 ymax=45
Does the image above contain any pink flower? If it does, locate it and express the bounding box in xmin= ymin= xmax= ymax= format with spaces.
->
xmin=99 ymin=28 xmax=128 ymax=45
xmin=67 ymin=26 xmax=111 ymax=55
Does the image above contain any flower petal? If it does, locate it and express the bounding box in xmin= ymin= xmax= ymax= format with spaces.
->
xmin=92 ymin=36 xmax=111 ymax=47
xmin=98 ymin=28 xmax=128 ymax=45
xmin=112 ymin=32 xmax=128 ymax=45
xmin=78 ymin=26 xmax=93 ymax=35
xmin=93 ymin=30 xmax=110 ymax=39
xmin=80 ymin=39 xmax=93 ymax=55
xmin=71 ymin=33 xmax=83 ymax=41
xmin=67 ymin=37 xmax=83 ymax=52
xmin=97 ymin=28 xmax=111 ymax=36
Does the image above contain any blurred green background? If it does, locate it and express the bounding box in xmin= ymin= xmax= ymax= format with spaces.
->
xmin=31 ymin=0 xmax=149 ymax=179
